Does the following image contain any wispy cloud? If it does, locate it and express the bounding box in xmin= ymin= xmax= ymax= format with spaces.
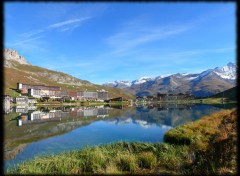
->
xmin=9 ymin=16 xmax=91 ymax=47
xmin=18 ymin=18 xmax=86 ymax=40
xmin=48 ymin=17 xmax=90 ymax=29
xmin=10 ymin=35 xmax=45 ymax=46
xmin=105 ymin=24 xmax=191 ymax=56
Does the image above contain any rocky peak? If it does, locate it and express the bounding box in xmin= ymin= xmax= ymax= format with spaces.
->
xmin=4 ymin=48 xmax=30 ymax=66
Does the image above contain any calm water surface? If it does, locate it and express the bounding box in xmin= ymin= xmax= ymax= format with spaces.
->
xmin=4 ymin=103 xmax=235 ymax=170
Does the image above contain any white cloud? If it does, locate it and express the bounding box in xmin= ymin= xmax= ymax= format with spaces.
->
xmin=105 ymin=24 xmax=191 ymax=56
xmin=48 ymin=17 xmax=90 ymax=29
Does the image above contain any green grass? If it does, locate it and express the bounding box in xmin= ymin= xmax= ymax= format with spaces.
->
xmin=164 ymin=109 xmax=237 ymax=175
xmin=6 ymin=142 xmax=189 ymax=175
xmin=164 ymin=109 xmax=234 ymax=150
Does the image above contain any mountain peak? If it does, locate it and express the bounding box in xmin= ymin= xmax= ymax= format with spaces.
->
xmin=4 ymin=48 xmax=30 ymax=66
xmin=211 ymin=62 xmax=236 ymax=80
xmin=227 ymin=62 xmax=235 ymax=67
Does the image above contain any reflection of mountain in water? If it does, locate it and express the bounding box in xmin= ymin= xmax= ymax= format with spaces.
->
xmin=107 ymin=104 xmax=230 ymax=128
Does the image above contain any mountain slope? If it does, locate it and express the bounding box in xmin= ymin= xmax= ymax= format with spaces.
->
xmin=104 ymin=62 xmax=236 ymax=97
xmin=210 ymin=86 xmax=237 ymax=101
xmin=4 ymin=49 xmax=135 ymax=99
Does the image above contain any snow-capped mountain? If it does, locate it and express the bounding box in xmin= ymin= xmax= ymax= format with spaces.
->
xmin=103 ymin=75 xmax=169 ymax=88
xmin=213 ymin=62 xmax=236 ymax=80
xmin=103 ymin=62 xmax=236 ymax=97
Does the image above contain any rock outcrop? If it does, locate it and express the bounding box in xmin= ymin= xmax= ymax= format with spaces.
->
xmin=4 ymin=48 xmax=30 ymax=67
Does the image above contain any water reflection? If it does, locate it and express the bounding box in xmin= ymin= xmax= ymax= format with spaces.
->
xmin=4 ymin=103 xmax=236 ymax=171
xmin=17 ymin=106 xmax=109 ymax=126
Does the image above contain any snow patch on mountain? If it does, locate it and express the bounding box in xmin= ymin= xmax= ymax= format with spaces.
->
xmin=213 ymin=62 xmax=236 ymax=80
xmin=186 ymin=76 xmax=199 ymax=80
xmin=132 ymin=77 xmax=153 ymax=85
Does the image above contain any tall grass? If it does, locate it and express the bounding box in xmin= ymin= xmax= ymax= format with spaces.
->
xmin=165 ymin=109 xmax=237 ymax=175
xmin=6 ymin=142 xmax=190 ymax=175
xmin=164 ymin=109 xmax=233 ymax=150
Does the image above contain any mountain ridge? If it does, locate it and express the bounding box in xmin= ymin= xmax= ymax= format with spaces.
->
xmin=103 ymin=62 xmax=236 ymax=97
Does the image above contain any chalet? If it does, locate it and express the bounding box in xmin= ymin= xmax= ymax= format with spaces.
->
xmin=17 ymin=82 xmax=61 ymax=98
xmin=157 ymin=93 xmax=194 ymax=101
xmin=61 ymin=90 xmax=78 ymax=100
xmin=83 ymin=91 xmax=98 ymax=101
xmin=96 ymin=89 xmax=108 ymax=100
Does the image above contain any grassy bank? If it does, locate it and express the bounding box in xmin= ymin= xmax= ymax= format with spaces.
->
xmin=165 ymin=109 xmax=237 ymax=174
xmin=164 ymin=109 xmax=233 ymax=149
xmin=7 ymin=109 xmax=237 ymax=175
xmin=7 ymin=142 xmax=189 ymax=175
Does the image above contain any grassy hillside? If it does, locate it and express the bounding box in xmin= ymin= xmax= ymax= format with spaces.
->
xmin=4 ymin=61 xmax=135 ymax=99
xmin=210 ymin=86 xmax=237 ymax=101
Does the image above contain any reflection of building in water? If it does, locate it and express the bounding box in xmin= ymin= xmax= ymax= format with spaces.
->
xmin=17 ymin=107 xmax=109 ymax=126
xmin=14 ymin=106 xmax=29 ymax=113
xmin=3 ymin=95 xmax=12 ymax=114
xmin=14 ymin=106 xmax=37 ymax=113
xmin=97 ymin=108 xmax=109 ymax=118
xmin=18 ymin=110 xmax=62 ymax=126
xmin=84 ymin=108 xmax=98 ymax=116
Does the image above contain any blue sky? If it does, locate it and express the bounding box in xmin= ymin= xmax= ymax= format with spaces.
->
xmin=5 ymin=2 xmax=236 ymax=84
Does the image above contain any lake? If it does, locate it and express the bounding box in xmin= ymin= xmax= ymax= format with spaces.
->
xmin=4 ymin=103 xmax=235 ymax=170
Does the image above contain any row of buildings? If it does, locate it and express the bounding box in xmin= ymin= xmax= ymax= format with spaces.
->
xmin=136 ymin=93 xmax=195 ymax=102
xmin=17 ymin=82 xmax=108 ymax=101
